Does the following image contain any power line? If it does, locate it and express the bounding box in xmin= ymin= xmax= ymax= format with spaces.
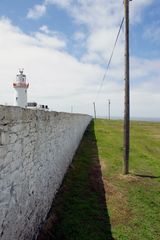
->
xmin=95 ymin=17 xmax=124 ymax=101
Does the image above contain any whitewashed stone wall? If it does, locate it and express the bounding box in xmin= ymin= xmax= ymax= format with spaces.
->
xmin=0 ymin=105 xmax=92 ymax=240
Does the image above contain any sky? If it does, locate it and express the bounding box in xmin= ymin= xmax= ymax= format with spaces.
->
xmin=0 ymin=0 xmax=159 ymax=118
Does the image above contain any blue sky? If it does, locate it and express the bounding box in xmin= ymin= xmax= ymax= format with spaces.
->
xmin=0 ymin=1 xmax=75 ymax=33
xmin=0 ymin=0 xmax=159 ymax=117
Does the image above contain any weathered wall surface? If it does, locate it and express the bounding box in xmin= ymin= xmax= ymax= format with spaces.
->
xmin=0 ymin=105 xmax=92 ymax=240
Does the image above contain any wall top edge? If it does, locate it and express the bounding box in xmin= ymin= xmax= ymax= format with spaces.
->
xmin=0 ymin=105 xmax=92 ymax=123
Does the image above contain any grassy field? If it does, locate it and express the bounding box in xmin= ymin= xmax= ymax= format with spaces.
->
xmin=38 ymin=119 xmax=160 ymax=240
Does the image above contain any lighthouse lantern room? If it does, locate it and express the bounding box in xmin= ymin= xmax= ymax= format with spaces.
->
xmin=13 ymin=69 xmax=29 ymax=108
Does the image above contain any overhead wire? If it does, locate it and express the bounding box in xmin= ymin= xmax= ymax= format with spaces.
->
xmin=95 ymin=17 xmax=124 ymax=101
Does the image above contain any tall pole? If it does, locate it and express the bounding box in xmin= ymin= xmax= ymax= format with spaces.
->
xmin=93 ymin=102 xmax=96 ymax=120
xmin=124 ymin=0 xmax=130 ymax=175
xmin=71 ymin=106 xmax=73 ymax=113
xmin=108 ymin=99 xmax=111 ymax=120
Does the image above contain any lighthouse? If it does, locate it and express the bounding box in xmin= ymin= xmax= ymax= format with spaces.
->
xmin=13 ymin=69 xmax=29 ymax=108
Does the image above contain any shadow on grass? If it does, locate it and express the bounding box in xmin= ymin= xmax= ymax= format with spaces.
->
xmin=37 ymin=121 xmax=114 ymax=240
xmin=134 ymin=174 xmax=160 ymax=179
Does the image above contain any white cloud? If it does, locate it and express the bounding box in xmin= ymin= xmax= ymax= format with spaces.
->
xmin=27 ymin=0 xmax=154 ymax=26
xmin=34 ymin=32 xmax=66 ymax=49
xmin=26 ymin=0 xmax=155 ymax=65
xmin=73 ymin=31 xmax=86 ymax=41
xmin=143 ymin=20 xmax=160 ymax=42
xmin=45 ymin=0 xmax=72 ymax=8
xmin=39 ymin=25 xmax=50 ymax=34
xmin=132 ymin=58 xmax=160 ymax=92
xmin=83 ymin=26 xmax=124 ymax=64
xmin=130 ymin=0 xmax=154 ymax=23
xmin=41 ymin=0 xmax=154 ymax=28
xmin=26 ymin=0 xmax=71 ymax=20
xmin=27 ymin=4 xmax=46 ymax=19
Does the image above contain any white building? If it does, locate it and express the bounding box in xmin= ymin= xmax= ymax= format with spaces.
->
xmin=13 ymin=69 xmax=29 ymax=108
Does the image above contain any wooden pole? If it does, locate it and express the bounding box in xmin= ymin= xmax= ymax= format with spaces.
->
xmin=93 ymin=102 xmax=96 ymax=120
xmin=124 ymin=0 xmax=130 ymax=174
xmin=108 ymin=99 xmax=111 ymax=120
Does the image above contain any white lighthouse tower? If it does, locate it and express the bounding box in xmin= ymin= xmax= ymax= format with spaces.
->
xmin=13 ymin=69 xmax=29 ymax=108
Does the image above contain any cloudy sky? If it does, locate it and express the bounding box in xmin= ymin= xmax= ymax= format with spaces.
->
xmin=0 ymin=0 xmax=159 ymax=118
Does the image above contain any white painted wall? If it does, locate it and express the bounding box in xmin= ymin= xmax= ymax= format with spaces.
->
xmin=14 ymin=88 xmax=28 ymax=108
xmin=0 ymin=105 xmax=92 ymax=240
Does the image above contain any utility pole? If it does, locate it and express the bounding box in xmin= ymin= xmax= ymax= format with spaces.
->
xmin=124 ymin=0 xmax=130 ymax=175
xmin=71 ymin=106 xmax=73 ymax=113
xmin=108 ymin=99 xmax=111 ymax=120
xmin=93 ymin=102 xmax=96 ymax=120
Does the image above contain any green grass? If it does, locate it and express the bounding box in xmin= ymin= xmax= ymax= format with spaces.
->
xmin=38 ymin=119 xmax=160 ymax=240
xmin=95 ymin=119 xmax=160 ymax=240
